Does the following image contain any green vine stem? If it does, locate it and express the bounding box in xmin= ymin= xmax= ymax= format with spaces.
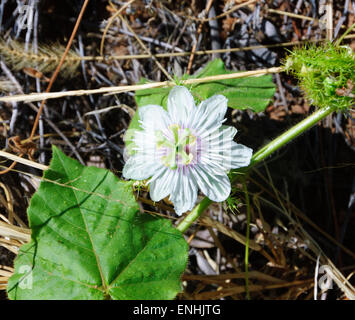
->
xmin=250 ymin=105 xmax=334 ymax=166
xmin=242 ymin=178 xmax=251 ymax=300
xmin=176 ymin=105 xmax=335 ymax=233
xmin=176 ymin=197 xmax=212 ymax=233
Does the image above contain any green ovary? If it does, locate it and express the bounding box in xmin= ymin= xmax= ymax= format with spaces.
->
xmin=156 ymin=124 xmax=196 ymax=170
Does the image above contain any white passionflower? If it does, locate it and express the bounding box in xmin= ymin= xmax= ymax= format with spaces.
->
xmin=123 ymin=86 xmax=253 ymax=215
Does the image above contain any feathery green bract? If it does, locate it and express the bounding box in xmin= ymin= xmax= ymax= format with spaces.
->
xmin=7 ymin=146 xmax=188 ymax=300
xmin=284 ymin=42 xmax=355 ymax=111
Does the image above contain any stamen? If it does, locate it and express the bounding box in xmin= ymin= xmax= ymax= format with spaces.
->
xmin=156 ymin=124 xmax=198 ymax=169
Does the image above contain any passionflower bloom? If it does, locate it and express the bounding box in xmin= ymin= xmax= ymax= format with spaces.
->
xmin=123 ymin=86 xmax=253 ymax=215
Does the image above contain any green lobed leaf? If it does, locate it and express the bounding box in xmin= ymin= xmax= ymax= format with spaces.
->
xmin=135 ymin=59 xmax=275 ymax=110
xmin=190 ymin=59 xmax=276 ymax=110
xmin=7 ymin=146 xmax=188 ymax=300
xmin=126 ymin=59 xmax=275 ymax=152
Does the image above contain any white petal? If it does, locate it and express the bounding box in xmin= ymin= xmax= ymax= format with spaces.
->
xmin=139 ymin=105 xmax=171 ymax=131
xmin=205 ymin=141 xmax=252 ymax=170
xmin=199 ymin=155 xmax=228 ymax=172
xmin=132 ymin=130 xmax=157 ymax=152
xmin=202 ymin=125 xmax=237 ymax=147
xmin=122 ymin=154 xmax=163 ymax=180
xmin=200 ymin=125 xmax=252 ymax=170
xmin=191 ymin=165 xmax=231 ymax=202
xmin=192 ymin=95 xmax=228 ymax=134
xmin=230 ymin=142 xmax=253 ymax=169
xmin=149 ymin=168 xmax=175 ymax=202
xmin=167 ymin=86 xmax=195 ymax=125
xmin=169 ymin=170 xmax=198 ymax=215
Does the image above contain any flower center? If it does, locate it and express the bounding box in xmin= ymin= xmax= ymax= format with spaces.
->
xmin=156 ymin=124 xmax=197 ymax=170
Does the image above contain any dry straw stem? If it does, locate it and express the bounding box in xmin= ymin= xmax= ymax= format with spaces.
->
xmin=193 ymin=278 xmax=314 ymax=299
xmin=326 ymin=0 xmax=333 ymax=41
xmin=1 ymin=35 xmax=353 ymax=78
xmin=0 ymin=182 xmax=26 ymax=227
xmin=0 ymin=236 xmax=22 ymax=248
xmin=29 ymin=0 xmax=90 ymax=143
xmin=0 ymin=40 xmax=80 ymax=78
xmin=186 ymin=0 xmax=214 ymax=74
xmin=267 ymin=8 xmax=345 ymax=29
xmin=117 ymin=12 xmax=173 ymax=80
xmin=0 ymin=269 xmax=11 ymax=289
xmin=0 ymin=269 xmax=12 ymax=278
xmin=186 ymin=0 xmax=258 ymax=22
xmin=0 ymin=265 xmax=13 ymax=272
xmin=250 ymin=171 xmax=355 ymax=261
xmin=84 ymin=34 xmax=355 ymax=61
xmin=100 ymin=0 xmax=136 ymax=56
xmin=0 ymin=150 xmax=48 ymax=171
xmin=0 ymin=221 xmax=30 ymax=243
xmin=183 ymin=271 xmax=286 ymax=284
xmin=322 ymin=257 xmax=355 ymax=300
xmin=254 ymin=171 xmax=355 ymax=299
xmin=267 ymin=8 xmax=315 ymax=22
xmin=200 ymin=215 xmax=261 ymax=251
xmin=184 ymin=0 xmax=345 ymax=28
xmin=0 ymin=67 xmax=281 ymax=103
